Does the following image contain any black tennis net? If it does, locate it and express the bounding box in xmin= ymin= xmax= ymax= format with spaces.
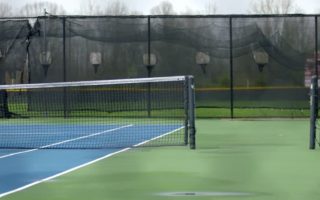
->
xmin=0 ymin=76 xmax=195 ymax=149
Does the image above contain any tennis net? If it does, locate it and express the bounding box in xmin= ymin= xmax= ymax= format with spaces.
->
xmin=0 ymin=76 xmax=195 ymax=149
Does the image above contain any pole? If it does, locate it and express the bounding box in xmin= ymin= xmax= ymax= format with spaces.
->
xmin=44 ymin=9 xmax=47 ymax=53
xmin=315 ymin=17 xmax=318 ymax=119
xmin=147 ymin=16 xmax=151 ymax=118
xmin=188 ymin=76 xmax=196 ymax=150
xmin=310 ymin=17 xmax=318 ymax=149
xmin=63 ymin=18 xmax=66 ymax=83
xmin=315 ymin=16 xmax=318 ymax=79
xmin=63 ymin=17 xmax=67 ymax=118
xmin=147 ymin=66 xmax=152 ymax=117
xmin=310 ymin=76 xmax=317 ymax=149
xmin=229 ymin=17 xmax=234 ymax=119
xmin=184 ymin=76 xmax=189 ymax=146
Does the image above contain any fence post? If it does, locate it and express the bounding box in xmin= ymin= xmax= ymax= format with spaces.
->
xmin=315 ymin=16 xmax=318 ymax=79
xmin=229 ymin=17 xmax=234 ymax=119
xmin=62 ymin=17 xmax=67 ymax=118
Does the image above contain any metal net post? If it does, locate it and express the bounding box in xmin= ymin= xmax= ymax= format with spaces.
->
xmin=187 ymin=76 xmax=196 ymax=149
xmin=184 ymin=77 xmax=189 ymax=146
xmin=310 ymin=75 xmax=318 ymax=149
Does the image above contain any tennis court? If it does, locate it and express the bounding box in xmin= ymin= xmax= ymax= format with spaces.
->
xmin=0 ymin=77 xmax=319 ymax=200
xmin=1 ymin=13 xmax=320 ymax=199
xmin=0 ymin=78 xmax=318 ymax=200
xmin=0 ymin=123 xmax=183 ymax=197
xmin=1 ymin=119 xmax=320 ymax=200
xmin=0 ymin=76 xmax=197 ymax=199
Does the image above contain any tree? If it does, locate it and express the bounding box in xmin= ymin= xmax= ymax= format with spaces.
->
xmin=150 ymin=1 xmax=176 ymax=15
xmin=0 ymin=2 xmax=12 ymax=17
xmin=179 ymin=7 xmax=200 ymax=15
xmin=80 ymin=0 xmax=136 ymax=15
xmin=204 ymin=0 xmax=217 ymax=14
xmin=180 ymin=0 xmax=217 ymax=15
xmin=80 ymin=0 xmax=103 ymax=15
xmin=104 ymin=0 xmax=129 ymax=15
xmin=19 ymin=1 xmax=66 ymax=17
xmin=249 ymin=0 xmax=302 ymax=14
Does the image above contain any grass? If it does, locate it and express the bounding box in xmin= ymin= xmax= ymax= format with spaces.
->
xmin=197 ymin=108 xmax=310 ymax=118
xmin=3 ymin=119 xmax=320 ymax=200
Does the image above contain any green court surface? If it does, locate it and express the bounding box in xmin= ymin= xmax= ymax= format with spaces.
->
xmin=3 ymin=119 xmax=320 ymax=200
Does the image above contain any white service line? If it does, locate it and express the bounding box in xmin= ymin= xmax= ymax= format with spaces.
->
xmin=0 ymin=125 xmax=184 ymax=199
xmin=0 ymin=124 xmax=133 ymax=159
xmin=133 ymin=126 xmax=184 ymax=147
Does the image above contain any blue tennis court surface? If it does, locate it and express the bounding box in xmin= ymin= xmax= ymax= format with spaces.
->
xmin=0 ymin=124 xmax=183 ymax=198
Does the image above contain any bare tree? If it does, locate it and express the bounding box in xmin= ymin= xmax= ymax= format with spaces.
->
xmin=80 ymin=0 xmax=103 ymax=15
xmin=0 ymin=1 xmax=12 ymax=17
xmin=204 ymin=0 xmax=217 ymax=14
xmin=180 ymin=0 xmax=217 ymax=15
xmin=104 ymin=0 xmax=129 ymax=15
xmin=80 ymin=0 xmax=136 ymax=15
xmin=249 ymin=0 xmax=302 ymax=14
xmin=150 ymin=1 xmax=176 ymax=15
xmin=180 ymin=7 xmax=200 ymax=15
xmin=130 ymin=10 xmax=143 ymax=15
xmin=19 ymin=1 xmax=66 ymax=17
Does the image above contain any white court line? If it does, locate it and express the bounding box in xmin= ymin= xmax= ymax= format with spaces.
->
xmin=133 ymin=126 xmax=184 ymax=147
xmin=0 ymin=126 xmax=184 ymax=199
xmin=0 ymin=124 xmax=133 ymax=159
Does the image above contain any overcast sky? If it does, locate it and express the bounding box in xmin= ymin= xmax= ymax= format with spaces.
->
xmin=6 ymin=0 xmax=320 ymax=15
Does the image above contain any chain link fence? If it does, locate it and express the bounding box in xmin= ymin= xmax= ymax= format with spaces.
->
xmin=0 ymin=15 xmax=319 ymax=117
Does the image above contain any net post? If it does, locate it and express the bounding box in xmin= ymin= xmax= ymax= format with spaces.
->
xmin=184 ymin=77 xmax=189 ymax=146
xmin=187 ymin=76 xmax=196 ymax=150
xmin=310 ymin=75 xmax=317 ymax=149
